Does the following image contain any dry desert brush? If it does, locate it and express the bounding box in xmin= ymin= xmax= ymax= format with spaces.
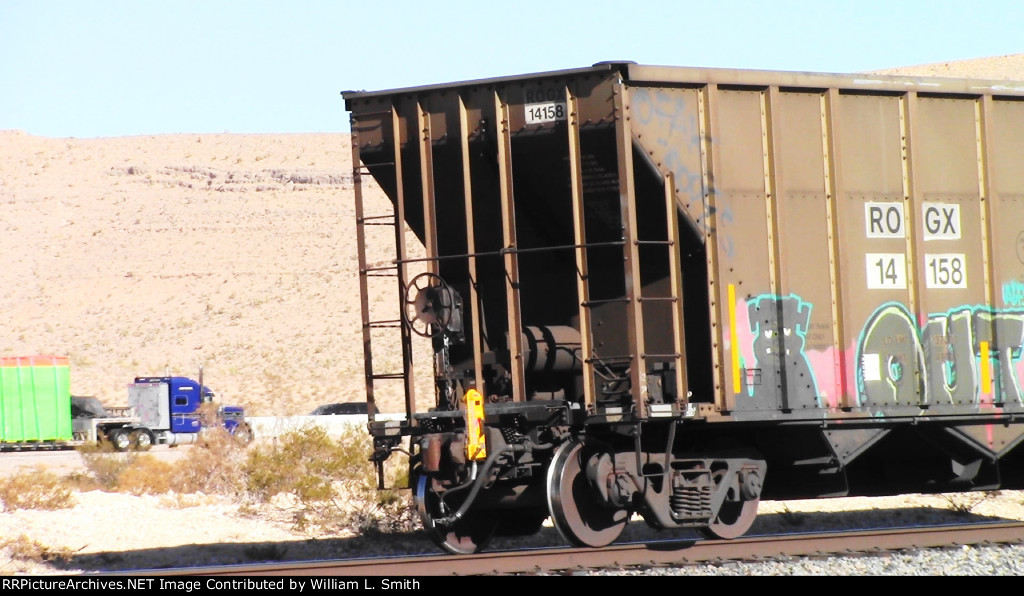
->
xmin=72 ymin=429 xmax=248 ymax=495
xmin=1 ymin=534 xmax=73 ymax=565
xmin=242 ymin=424 xmax=412 ymax=533
xmin=65 ymin=423 xmax=412 ymax=535
xmin=0 ymin=466 xmax=75 ymax=511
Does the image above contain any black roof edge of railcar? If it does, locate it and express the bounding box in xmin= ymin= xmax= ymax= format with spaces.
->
xmin=342 ymin=60 xmax=1024 ymax=106
xmin=341 ymin=61 xmax=628 ymax=104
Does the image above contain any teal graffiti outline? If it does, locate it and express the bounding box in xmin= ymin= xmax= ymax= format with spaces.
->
xmin=855 ymin=301 xmax=1024 ymax=407
xmin=1003 ymin=280 xmax=1024 ymax=307
xmin=743 ymin=293 xmax=822 ymax=408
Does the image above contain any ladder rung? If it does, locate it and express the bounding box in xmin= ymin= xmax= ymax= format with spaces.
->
xmin=355 ymin=161 xmax=396 ymax=170
xmin=637 ymin=296 xmax=679 ymax=303
xmin=582 ymin=297 xmax=630 ymax=307
xmin=370 ymin=373 xmax=406 ymax=380
xmin=366 ymin=319 xmax=402 ymax=328
xmin=363 ymin=265 xmax=398 ymax=273
xmin=360 ymin=214 xmax=397 ymax=223
xmin=641 ymin=353 xmax=682 ymax=360
xmin=585 ymin=355 xmax=634 ymax=364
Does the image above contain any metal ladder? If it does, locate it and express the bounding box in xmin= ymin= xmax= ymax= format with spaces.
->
xmin=566 ymin=84 xmax=688 ymax=419
xmin=350 ymin=109 xmax=415 ymax=424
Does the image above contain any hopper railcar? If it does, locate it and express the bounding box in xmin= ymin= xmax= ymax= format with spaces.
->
xmin=343 ymin=62 xmax=1024 ymax=553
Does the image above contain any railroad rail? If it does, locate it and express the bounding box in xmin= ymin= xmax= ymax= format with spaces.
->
xmin=124 ymin=521 xmax=1024 ymax=576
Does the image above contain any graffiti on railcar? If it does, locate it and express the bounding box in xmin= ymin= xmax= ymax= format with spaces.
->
xmin=1004 ymin=280 xmax=1024 ymax=307
xmin=856 ymin=302 xmax=1024 ymax=408
xmin=727 ymin=293 xmax=1024 ymax=413
xmin=733 ymin=293 xmax=823 ymax=411
xmin=630 ymin=87 xmax=709 ymax=233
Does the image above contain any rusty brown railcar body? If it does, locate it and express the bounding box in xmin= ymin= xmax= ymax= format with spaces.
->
xmin=343 ymin=63 xmax=1024 ymax=553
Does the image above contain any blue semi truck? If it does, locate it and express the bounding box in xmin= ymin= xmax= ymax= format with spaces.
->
xmin=98 ymin=375 xmax=252 ymax=450
xmin=73 ymin=375 xmax=253 ymax=451
xmin=1 ymin=356 xmax=252 ymax=450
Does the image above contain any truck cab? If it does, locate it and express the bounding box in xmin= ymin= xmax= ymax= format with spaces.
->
xmin=113 ymin=376 xmax=252 ymax=449
xmin=131 ymin=376 xmax=208 ymax=437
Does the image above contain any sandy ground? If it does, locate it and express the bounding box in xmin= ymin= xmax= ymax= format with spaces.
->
xmin=2 ymin=483 xmax=1023 ymax=575
xmin=4 ymin=55 xmax=1024 ymax=575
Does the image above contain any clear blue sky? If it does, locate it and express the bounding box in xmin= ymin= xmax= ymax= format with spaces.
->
xmin=2 ymin=0 xmax=1022 ymax=138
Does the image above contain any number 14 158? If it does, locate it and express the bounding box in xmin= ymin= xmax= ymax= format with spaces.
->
xmin=865 ymin=253 xmax=966 ymax=290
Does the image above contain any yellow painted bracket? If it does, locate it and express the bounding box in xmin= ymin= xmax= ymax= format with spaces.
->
xmin=729 ymin=284 xmax=740 ymax=393
xmin=465 ymin=389 xmax=487 ymax=461
xmin=980 ymin=341 xmax=992 ymax=395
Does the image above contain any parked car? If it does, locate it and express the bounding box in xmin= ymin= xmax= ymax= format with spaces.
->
xmin=309 ymin=402 xmax=377 ymax=416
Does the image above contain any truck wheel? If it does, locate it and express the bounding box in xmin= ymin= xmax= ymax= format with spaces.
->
xmin=130 ymin=429 xmax=154 ymax=451
xmin=108 ymin=429 xmax=132 ymax=452
xmin=233 ymin=423 xmax=254 ymax=446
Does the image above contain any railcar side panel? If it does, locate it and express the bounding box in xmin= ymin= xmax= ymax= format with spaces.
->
xmin=347 ymin=68 xmax=1024 ymax=421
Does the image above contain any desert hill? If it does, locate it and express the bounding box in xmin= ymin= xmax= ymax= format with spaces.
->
xmin=3 ymin=55 xmax=1024 ymax=417
xmin=0 ymin=132 xmax=420 ymax=416
xmin=871 ymin=53 xmax=1024 ymax=79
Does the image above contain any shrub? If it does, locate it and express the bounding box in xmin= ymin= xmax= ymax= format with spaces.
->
xmin=115 ymin=455 xmax=176 ymax=495
xmin=941 ymin=491 xmax=997 ymax=515
xmin=174 ymin=428 xmax=248 ymax=495
xmin=778 ymin=503 xmax=804 ymax=526
xmin=0 ymin=467 xmax=75 ymax=511
xmin=2 ymin=535 xmax=72 ymax=564
xmin=243 ymin=424 xmax=411 ymax=532
xmin=67 ymin=422 xmax=414 ymax=536
xmin=73 ymin=428 xmax=248 ymax=496
xmin=74 ymin=443 xmax=139 ymax=491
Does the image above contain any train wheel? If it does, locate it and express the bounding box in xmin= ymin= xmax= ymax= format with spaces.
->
xmin=130 ymin=428 xmax=154 ymax=451
xmin=414 ymin=474 xmax=498 ymax=554
xmin=546 ymin=441 xmax=629 ymax=548
xmin=698 ymin=468 xmax=760 ymax=540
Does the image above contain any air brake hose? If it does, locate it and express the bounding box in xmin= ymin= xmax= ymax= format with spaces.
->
xmin=433 ymin=444 xmax=514 ymax=527
xmin=433 ymin=438 xmax=553 ymax=528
